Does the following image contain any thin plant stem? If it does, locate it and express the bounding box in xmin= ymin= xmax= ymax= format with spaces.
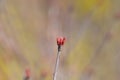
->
xmin=53 ymin=50 xmax=61 ymax=80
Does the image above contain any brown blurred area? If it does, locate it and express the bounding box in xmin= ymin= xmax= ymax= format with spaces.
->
xmin=0 ymin=0 xmax=120 ymax=80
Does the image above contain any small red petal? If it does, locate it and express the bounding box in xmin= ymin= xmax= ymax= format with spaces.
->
xmin=25 ymin=68 xmax=30 ymax=77
xmin=56 ymin=37 xmax=65 ymax=46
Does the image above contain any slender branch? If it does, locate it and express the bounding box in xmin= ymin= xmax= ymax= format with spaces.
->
xmin=53 ymin=47 xmax=61 ymax=80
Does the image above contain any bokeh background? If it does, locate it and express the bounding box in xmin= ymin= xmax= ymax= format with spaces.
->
xmin=0 ymin=0 xmax=120 ymax=80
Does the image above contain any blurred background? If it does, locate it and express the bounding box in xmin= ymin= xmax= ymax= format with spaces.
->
xmin=0 ymin=0 xmax=120 ymax=80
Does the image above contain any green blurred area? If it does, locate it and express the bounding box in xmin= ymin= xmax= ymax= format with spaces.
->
xmin=0 ymin=0 xmax=120 ymax=80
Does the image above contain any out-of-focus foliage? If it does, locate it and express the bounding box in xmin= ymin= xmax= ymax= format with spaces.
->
xmin=0 ymin=0 xmax=120 ymax=80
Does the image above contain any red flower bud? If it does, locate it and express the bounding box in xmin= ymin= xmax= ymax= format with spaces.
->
xmin=57 ymin=37 xmax=65 ymax=46
xmin=25 ymin=68 xmax=30 ymax=78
